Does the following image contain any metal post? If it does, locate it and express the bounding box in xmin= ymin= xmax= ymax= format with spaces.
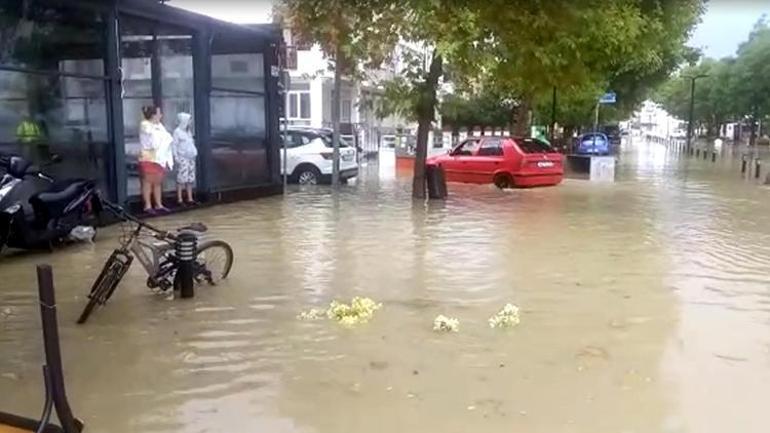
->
xmin=36 ymin=265 xmax=80 ymax=433
xmin=686 ymin=77 xmax=696 ymax=152
xmin=550 ymin=86 xmax=557 ymax=141
xmin=742 ymin=155 xmax=747 ymax=174
xmin=703 ymin=149 xmax=708 ymax=160
xmin=593 ymin=102 xmax=600 ymax=134
xmin=755 ymin=159 xmax=761 ymax=179
xmin=174 ymin=232 xmax=197 ymax=298
xmin=696 ymin=148 xmax=700 ymax=157
xmin=712 ymin=151 xmax=716 ymax=162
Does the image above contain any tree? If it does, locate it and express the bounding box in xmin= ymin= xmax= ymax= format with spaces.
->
xmin=476 ymin=0 xmax=703 ymax=135
xmin=377 ymin=1 xmax=484 ymax=199
xmin=278 ymin=0 xmax=404 ymax=185
xmin=655 ymin=17 xmax=770 ymax=141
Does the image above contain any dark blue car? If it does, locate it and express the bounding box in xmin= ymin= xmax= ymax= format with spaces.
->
xmin=576 ymin=133 xmax=611 ymax=155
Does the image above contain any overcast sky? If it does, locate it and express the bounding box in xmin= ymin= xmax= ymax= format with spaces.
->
xmin=173 ymin=0 xmax=769 ymax=60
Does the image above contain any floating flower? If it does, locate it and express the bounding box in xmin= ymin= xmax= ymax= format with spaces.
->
xmin=297 ymin=308 xmax=326 ymax=321
xmin=433 ymin=314 xmax=460 ymax=332
xmin=326 ymin=297 xmax=382 ymax=325
xmin=489 ymin=303 xmax=521 ymax=328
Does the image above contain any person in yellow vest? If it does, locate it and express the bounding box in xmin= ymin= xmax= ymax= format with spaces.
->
xmin=16 ymin=111 xmax=46 ymax=162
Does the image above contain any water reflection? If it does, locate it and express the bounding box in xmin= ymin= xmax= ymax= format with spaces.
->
xmin=1 ymin=138 xmax=770 ymax=432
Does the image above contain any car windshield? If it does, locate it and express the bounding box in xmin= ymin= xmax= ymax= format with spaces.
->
xmin=581 ymin=134 xmax=607 ymax=144
xmin=516 ymin=138 xmax=554 ymax=154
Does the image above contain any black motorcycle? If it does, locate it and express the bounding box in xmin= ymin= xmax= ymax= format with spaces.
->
xmin=0 ymin=154 xmax=102 ymax=251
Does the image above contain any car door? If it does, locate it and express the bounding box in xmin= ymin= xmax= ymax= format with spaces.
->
xmin=466 ymin=138 xmax=505 ymax=183
xmin=442 ymin=138 xmax=479 ymax=182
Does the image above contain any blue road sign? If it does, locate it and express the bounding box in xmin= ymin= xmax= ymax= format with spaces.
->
xmin=599 ymin=92 xmax=616 ymax=104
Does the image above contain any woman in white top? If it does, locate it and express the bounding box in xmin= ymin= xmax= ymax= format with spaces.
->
xmin=172 ymin=112 xmax=198 ymax=205
xmin=139 ymin=105 xmax=174 ymax=213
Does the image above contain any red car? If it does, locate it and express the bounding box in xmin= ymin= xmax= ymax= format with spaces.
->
xmin=427 ymin=136 xmax=564 ymax=188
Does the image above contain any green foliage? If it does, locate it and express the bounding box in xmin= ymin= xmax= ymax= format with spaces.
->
xmin=278 ymin=0 xmax=405 ymax=75
xmin=655 ymin=17 xmax=770 ymax=136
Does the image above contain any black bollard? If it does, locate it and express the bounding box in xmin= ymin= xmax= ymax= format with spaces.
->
xmin=426 ymin=164 xmax=448 ymax=199
xmin=174 ymin=232 xmax=197 ymax=298
xmin=755 ymin=159 xmax=762 ymax=179
xmin=712 ymin=151 xmax=716 ymax=162
xmin=703 ymin=150 xmax=708 ymax=160
xmin=742 ymin=155 xmax=747 ymax=174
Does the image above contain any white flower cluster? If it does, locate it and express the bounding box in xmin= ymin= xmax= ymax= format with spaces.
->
xmin=488 ymin=303 xmax=521 ymax=329
xmin=433 ymin=315 xmax=460 ymax=332
xmin=298 ymin=297 xmax=382 ymax=326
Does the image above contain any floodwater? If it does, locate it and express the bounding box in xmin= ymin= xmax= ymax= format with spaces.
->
xmin=2 ymin=137 xmax=770 ymax=433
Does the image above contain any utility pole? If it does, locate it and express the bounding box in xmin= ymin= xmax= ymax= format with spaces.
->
xmin=685 ymin=74 xmax=708 ymax=152
xmin=550 ymin=86 xmax=557 ymax=141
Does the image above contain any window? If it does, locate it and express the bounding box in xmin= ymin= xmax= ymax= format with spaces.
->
xmin=210 ymin=38 xmax=268 ymax=189
xmin=281 ymin=132 xmax=310 ymax=148
xmin=230 ymin=60 xmax=249 ymax=74
xmin=452 ymin=139 xmax=479 ymax=156
xmin=0 ymin=4 xmax=109 ymax=193
xmin=119 ymin=16 xmax=194 ymax=197
xmin=517 ymin=138 xmax=554 ymax=153
xmin=286 ymin=91 xmax=311 ymax=120
xmin=211 ymin=53 xmax=264 ymax=92
xmin=342 ymin=100 xmax=352 ymax=121
xmin=478 ymin=138 xmax=503 ymax=156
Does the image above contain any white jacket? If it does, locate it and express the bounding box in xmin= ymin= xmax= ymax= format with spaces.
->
xmin=172 ymin=112 xmax=198 ymax=160
xmin=140 ymin=120 xmax=174 ymax=170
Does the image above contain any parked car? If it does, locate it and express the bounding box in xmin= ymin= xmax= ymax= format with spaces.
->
xmin=280 ymin=127 xmax=358 ymax=184
xmin=426 ymin=136 xmax=563 ymax=188
xmin=576 ymin=132 xmax=611 ymax=155
xmin=601 ymin=125 xmax=621 ymax=145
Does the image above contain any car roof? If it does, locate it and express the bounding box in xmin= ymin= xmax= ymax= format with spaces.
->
xmin=580 ymin=132 xmax=608 ymax=138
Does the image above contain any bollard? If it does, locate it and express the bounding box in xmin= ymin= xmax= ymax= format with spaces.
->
xmin=755 ymin=159 xmax=762 ymax=180
xmin=742 ymin=155 xmax=747 ymax=174
xmin=174 ymin=232 xmax=197 ymax=298
xmin=426 ymin=164 xmax=448 ymax=199
xmin=703 ymin=150 xmax=708 ymax=160
xmin=712 ymin=151 xmax=716 ymax=162
xmin=696 ymin=148 xmax=700 ymax=157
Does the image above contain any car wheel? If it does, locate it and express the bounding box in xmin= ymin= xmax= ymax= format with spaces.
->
xmin=494 ymin=173 xmax=513 ymax=189
xmin=297 ymin=166 xmax=321 ymax=185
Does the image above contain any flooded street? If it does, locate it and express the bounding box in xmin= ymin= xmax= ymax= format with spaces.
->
xmin=2 ymin=138 xmax=770 ymax=433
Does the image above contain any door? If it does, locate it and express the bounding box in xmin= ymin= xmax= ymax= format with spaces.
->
xmin=443 ymin=138 xmax=479 ymax=182
xmin=466 ymin=138 xmax=504 ymax=183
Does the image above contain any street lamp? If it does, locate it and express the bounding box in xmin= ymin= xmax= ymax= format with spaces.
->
xmin=684 ymin=73 xmax=708 ymax=152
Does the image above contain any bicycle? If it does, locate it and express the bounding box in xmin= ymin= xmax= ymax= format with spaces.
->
xmin=76 ymin=201 xmax=233 ymax=324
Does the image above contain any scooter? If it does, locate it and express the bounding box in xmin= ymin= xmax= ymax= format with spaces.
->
xmin=0 ymin=154 xmax=102 ymax=251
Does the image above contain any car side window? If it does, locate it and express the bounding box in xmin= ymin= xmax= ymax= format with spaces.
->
xmin=452 ymin=139 xmax=479 ymax=156
xmin=281 ymin=132 xmax=309 ymax=148
xmin=477 ymin=138 xmax=503 ymax=157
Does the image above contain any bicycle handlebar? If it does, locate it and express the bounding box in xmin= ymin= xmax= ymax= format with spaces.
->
xmin=101 ymin=200 xmax=177 ymax=241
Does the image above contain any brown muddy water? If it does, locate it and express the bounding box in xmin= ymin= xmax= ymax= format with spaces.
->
xmin=2 ymin=138 xmax=770 ymax=433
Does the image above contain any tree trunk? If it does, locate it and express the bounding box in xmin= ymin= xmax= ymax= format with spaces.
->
xmin=412 ymin=52 xmax=443 ymax=199
xmin=513 ymin=96 xmax=532 ymax=136
xmin=331 ymin=47 xmax=342 ymax=186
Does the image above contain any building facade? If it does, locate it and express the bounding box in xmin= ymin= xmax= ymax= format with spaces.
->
xmin=281 ymin=28 xmax=416 ymax=154
xmin=0 ymin=0 xmax=283 ymax=209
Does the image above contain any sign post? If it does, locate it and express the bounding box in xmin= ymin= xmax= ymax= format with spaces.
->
xmin=595 ymin=92 xmax=617 ymax=132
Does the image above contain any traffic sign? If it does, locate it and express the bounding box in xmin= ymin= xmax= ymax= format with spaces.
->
xmin=599 ymin=92 xmax=616 ymax=104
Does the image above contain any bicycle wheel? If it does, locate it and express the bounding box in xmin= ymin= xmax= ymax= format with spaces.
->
xmin=194 ymin=240 xmax=233 ymax=284
xmin=77 ymin=251 xmax=132 ymax=324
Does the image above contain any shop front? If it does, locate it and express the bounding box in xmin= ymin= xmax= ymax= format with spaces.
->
xmin=0 ymin=0 xmax=282 ymax=210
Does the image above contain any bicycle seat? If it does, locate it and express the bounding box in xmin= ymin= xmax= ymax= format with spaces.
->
xmin=178 ymin=222 xmax=207 ymax=233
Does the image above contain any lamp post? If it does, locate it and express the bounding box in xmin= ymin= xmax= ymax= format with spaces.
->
xmin=684 ymin=73 xmax=708 ymax=152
